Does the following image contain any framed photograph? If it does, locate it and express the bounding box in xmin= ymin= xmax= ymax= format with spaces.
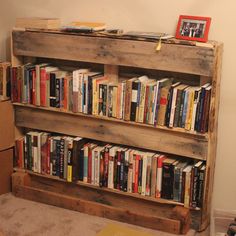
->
xmin=175 ymin=15 xmax=211 ymax=42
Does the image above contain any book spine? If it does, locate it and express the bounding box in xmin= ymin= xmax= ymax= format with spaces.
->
xmin=73 ymin=71 xmax=79 ymax=113
xmin=161 ymin=163 xmax=174 ymax=199
xmin=130 ymin=82 xmax=138 ymax=121
xmin=201 ymin=89 xmax=211 ymax=133
xmin=124 ymin=80 xmax=132 ymax=121
xmin=40 ymin=68 xmax=47 ymax=106
xmin=59 ymin=138 xmax=64 ymax=178
xmin=83 ymin=145 xmax=88 ymax=182
xmin=120 ymin=151 xmax=125 ymax=191
xmin=108 ymin=152 xmax=114 ymax=189
xmin=150 ymin=156 xmax=157 ymax=197
xmin=55 ymin=78 xmax=60 ymax=108
xmin=78 ymin=148 xmax=84 ymax=181
xmin=104 ymin=147 xmax=109 ymax=187
xmin=191 ymin=166 xmax=200 ymax=208
xmin=157 ymin=87 xmax=169 ymax=126
xmin=99 ymin=150 xmax=105 ymax=187
xmin=141 ymin=155 xmax=147 ymax=196
xmin=67 ymin=140 xmax=73 ymax=182
xmin=88 ymin=146 xmax=92 ymax=183
xmin=127 ymin=154 xmax=133 ymax=193
xmin=197 ymin=167 xmax=205 ymax=208
xmin=134 ymin=154 xmax=139 ymax=193
xmin=173 ymin=89 xmax=182 ymax=127
xmin=184 ymin=171 xmax=192 ymax=208
xmin=123 ymin=151 xmax=129 ymax=192
xmin=173 ymin=167 xmax=181 ymax=202
xmin=168 ymin=87 xmax=178 ymax=127
xmin=63 ymin=139 xmax=68 ymax=180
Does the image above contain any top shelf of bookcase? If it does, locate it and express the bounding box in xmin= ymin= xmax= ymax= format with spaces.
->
xmin=12 ymin=29 xmax=220 ymax=77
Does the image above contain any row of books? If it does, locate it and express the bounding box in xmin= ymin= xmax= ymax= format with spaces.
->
xmin=0 ymin=62 xmax=11 ymax=101
xmin=10 ymin=63 xmax=212 ymax=133
xmin=15 ymin=131 xmax=206 ymax=208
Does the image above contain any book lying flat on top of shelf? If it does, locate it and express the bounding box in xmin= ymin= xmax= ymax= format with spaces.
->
xmin=123 ymin=31 xmax=174 ymax=40
xmin=15 ymin=17 xmax=61 ymax=30
xmin=62 ymin=21 xmax=106 ymax=32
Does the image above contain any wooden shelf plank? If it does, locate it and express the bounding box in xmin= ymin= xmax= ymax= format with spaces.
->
xmin=12 ymin=30 xmax=216 ymax=76
xmin=14 ymin=103 xmax=208 ymax=159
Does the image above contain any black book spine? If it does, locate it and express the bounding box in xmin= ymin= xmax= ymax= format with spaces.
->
xmin=138 ymin=158 xmax=143 ymax=194
xmin=178 ymin=90 xmax=186 ymax=127
xmin=197 ymin=167 xmax=205 ymax=208
xmin=51 ymin=139 xmax=57 ymax=176
xmin=113 ymin=151 xmax=118 ymax=189
xmin=26 ymin=134 xmax=33 ymax=170
xmin=55 ymin=78 xmax=60 ymax=108
xmin=103 ymin=84 xmax=107 ymax=116
xmin=78 ymin=148 xmax=84 ymax=181
xmin=195 ymin=88 xmax=206 ymax=132
xmin=173 ymin=89 xmax=182 ymax=127
xmin=116 ymin=151 xmax=121 ymax=190
xmin=60 ymin=78 xmax=64 ymax=108
xmin=165 ymin=87 xmax=174 ymax=127
xmin=67 ymin=143 xmax=73 ymax=182
xmin=161 ymin=163 xmax=174 ymax=199
xmin=123 ymin=154 xmax=129 ymax=192
xmin=191 ymin=166 xmax=199 ymax=208
xmin=87 ymin=77 xmax=93 ymax=115
xmin=130 ymin=81 xmax=139 ymax=121
xmin=173 ymin=167 xmax=181 ymax=202
xmin=120 ymin=151 xmax=125 ymax=191
xmin=59 ymin=138 xmax=64 ymax=179
xmin=72 ymin=139 xmax=86 ymax=181
xmin=98 ymin=84 xmax=103 ymax=115
xmin=50 ymin=73 xmax=56 ymax=107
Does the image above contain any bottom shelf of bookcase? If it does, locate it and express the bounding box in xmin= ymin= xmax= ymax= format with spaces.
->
xmin=12 ymin=170 xmax=205 ymax=234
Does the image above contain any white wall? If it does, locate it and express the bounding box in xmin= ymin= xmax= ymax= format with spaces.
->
xmin=0 ymin=0 xmax=235 ymax=211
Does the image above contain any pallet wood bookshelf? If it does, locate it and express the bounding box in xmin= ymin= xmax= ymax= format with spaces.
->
xmin=11 ymin=29 xmax=223 ymax=234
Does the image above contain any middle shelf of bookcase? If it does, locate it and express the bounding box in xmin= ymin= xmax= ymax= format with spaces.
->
xmin=13 ymin=103 xmax=208 ymax=160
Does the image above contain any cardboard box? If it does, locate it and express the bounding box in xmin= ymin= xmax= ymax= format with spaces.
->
xmin=0 ymin=148 xmax=13 ymax=194
xmin=0 ymin=100 xmax=14 ymax=151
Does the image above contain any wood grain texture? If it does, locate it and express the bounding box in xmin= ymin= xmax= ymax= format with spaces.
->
xmin=14 ymin=104 xmax=208 ymax=159
xmin=12 ymin=30 xmax=216 ymax=76
xmin=12 ymin=172 xmax=182 ymax=234
xmin=201 ymin=43 xmax=223 ymax=230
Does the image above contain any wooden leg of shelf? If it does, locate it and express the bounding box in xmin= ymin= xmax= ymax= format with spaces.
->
xmin=171 ymin=206 xmax=191 ymax=234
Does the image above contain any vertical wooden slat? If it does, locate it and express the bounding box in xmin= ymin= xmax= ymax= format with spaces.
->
xmin=104 ymin=64 xmax=119 ymax=83
xmin=201 ymin=43 xmax=223 ymax=230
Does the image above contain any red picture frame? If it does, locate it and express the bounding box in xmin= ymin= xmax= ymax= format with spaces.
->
xmin=175 ymin=15 xmax=211 ymax=42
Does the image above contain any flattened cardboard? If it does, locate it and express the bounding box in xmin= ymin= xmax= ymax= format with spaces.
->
xmin=0 ymin=100 xmax=14 ymax=151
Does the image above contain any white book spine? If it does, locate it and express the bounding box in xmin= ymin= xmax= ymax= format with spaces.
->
xmin=169 ymin=87 xmax=178 ymax=127
xmin=141 ymin=154 xmax=147 ymax=196
xmin=152 ymin=82 xmax=159 ymax=124
xmin=156 ymin=159 xmax=163 ymax=198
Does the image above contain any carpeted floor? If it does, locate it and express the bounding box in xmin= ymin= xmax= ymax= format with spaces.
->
xmin=0 ymin=193 xmax=197 ymax=236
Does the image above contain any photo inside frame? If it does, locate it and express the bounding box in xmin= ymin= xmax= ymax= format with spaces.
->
xmin=179 ymin=19 xmax=207 ymax=38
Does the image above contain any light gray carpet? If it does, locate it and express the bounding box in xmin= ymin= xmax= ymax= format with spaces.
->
xmin=0 ymin=193 xmax=196 ymax=236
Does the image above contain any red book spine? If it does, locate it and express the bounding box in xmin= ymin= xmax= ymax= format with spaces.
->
xmin=40 ymin=69 xmax=47 ymax=106
xmin=88 ymin=146 xmax=92 ymax=183
xmin=134 ymin=154 xmax=140 ymax=193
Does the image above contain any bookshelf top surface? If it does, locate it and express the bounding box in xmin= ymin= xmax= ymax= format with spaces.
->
xmin=12 ymin=29 xmax=221 ymax=77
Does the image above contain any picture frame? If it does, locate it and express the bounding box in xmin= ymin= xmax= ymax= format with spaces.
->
xmin=175 ymin=15 xmax=211 ymax=42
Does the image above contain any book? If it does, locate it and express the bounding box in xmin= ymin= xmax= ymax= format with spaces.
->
xmin=123 ymin=31 xmax=174 ymax=40
xmin=16 ymin=17 xmax=61 ymax=29
xmin=161 ymin=158 xmax=178 ymax=199
xmin=62 ymin=21 xmax=106 ymax=32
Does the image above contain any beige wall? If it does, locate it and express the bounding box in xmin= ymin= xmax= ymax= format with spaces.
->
xmin=0 ymin=0 xmax=235 ymax=211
